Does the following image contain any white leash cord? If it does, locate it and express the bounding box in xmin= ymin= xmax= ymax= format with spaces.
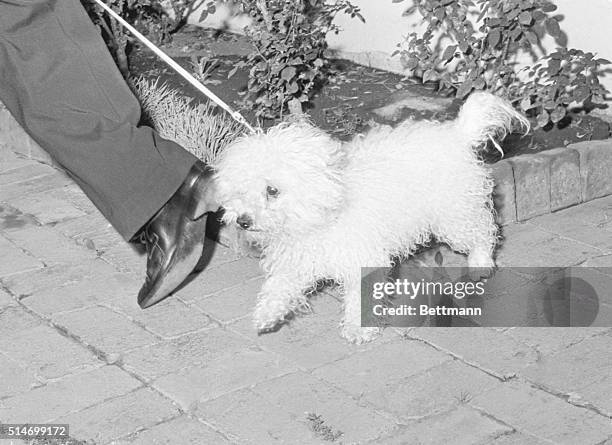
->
xmin=92 ymin=0 xmax=256 ymax=133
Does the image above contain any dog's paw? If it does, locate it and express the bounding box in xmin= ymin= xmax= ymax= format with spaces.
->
xmin=340 ymin=325 xmax=381 ymax=344
xmin=467 ymin=266 xmax=494 ymax=282
xmin=253 ymin=303 xmax=287 ymax=333
xmin=254 ymin=319 xmax=279 ymax=333
xmin=467 ymin=249 xmax=495 ymax=281
xmin=253 ymin=313 xmax=282 ymax=333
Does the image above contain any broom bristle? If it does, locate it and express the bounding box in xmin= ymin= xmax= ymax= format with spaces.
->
xmin=131 ymin=76 xmax=244 ymax=166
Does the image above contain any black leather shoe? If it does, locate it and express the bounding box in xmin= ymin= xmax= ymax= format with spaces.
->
xmin=137 ymin=161 xmax=217 ymax=309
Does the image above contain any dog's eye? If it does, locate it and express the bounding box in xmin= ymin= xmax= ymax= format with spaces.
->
xmin=266 ymin=185 xmax=279 ymax=198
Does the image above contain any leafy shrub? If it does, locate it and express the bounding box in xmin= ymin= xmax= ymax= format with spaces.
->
xmin=516 ymin=47 xmax=610 ymax=127
xmin=82 ymin=0 xmax=197 ymax=77
xmin=395 ymin=0 xmax=610 ymax=128
xmin=200 ymin=0 xmax=364 ymax=119
xmin=190 ymin=55 xmax=222 ymax=85
xmin=85 ymin=0 xmax=363 ymax=119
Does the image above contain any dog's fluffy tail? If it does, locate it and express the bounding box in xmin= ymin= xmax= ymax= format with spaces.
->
xmin=456 ymin=92 xmax=530 ymax=155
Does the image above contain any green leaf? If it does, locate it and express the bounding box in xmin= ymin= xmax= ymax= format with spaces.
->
xmin=520 ymin=97 xmax=532 ymax=111
xmin=557 ymin=74 xmax=570 ymax=87
xmin=287 ymin=81 xmax=299 ymax=94
xmin=510 ymin=27 xmax=522 ymax=40
xmin=507 ymin=8 xmax=520 ymax=21
xmin=456 ymin=80 xmax=473 ymax=99
xmin=547 ymin=59 xmax=561 ymax=75
xmin=573 ymin=86 xmax=591 ymax=102
xmin=525 ymin=31 xmax=539 ymax=45
xmin=474 ymin=78 xmax=486 ymax=90
xmin=551 ymin=106 xmax=566 ymax=123
xmin=537 ymin=110 xmax=550 ymax=127
xmin=519 ymin=11 xmax=532 ymax=25
xmin=280 ymin=66 xmax=297 ymax=82
xmin=406 ymin=57 xmax=419 ymax=70
xmin=442 ymin=45 xmax=457 ymax=62
xmin=488 ymin=29 xmax=501 ymax=49
xmin=477 ymin=4 xmax=489 ymax=22
xmin=422 ymin=69 xmax=437 ymax=83
xmin=545 ymin=18 xmax=561 ymax=37
xmin=532 ymin=10 xmax=546 ymax=22
xmin=543 ymin=99 xmax=556 ymax=110
xmin=228 ymin=66 xmax=239 ymax=79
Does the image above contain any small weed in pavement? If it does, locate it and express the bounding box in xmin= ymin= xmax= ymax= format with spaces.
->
xmin=306 ymin=412 xmax=344 ymax=442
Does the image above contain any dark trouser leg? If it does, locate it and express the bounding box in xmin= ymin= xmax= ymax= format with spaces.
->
xmin=0 ymin=0 xmax=198 ymax=240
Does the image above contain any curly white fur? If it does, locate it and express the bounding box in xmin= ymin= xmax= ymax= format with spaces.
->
xmin=214 ymin=92 xmax=529 ymax=343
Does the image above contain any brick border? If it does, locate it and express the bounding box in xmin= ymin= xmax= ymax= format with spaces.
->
xmin=490 ymin=140 xmax=612 ymax=225
xmin=2 ymin=104 xmax=611 ymax=225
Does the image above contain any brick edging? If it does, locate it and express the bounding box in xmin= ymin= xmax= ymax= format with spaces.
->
xmin=2 ymin=104 xmax=611 ymax=225
xmin=490 ymin=140 xmax=612 ymax=225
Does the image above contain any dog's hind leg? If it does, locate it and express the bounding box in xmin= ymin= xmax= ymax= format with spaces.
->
xmin=466 ymin=207 xmax=497 ymax=272
xmin=467 ymin=245 xmax=495 ymax=281
xmin=467 ymin=244 xmax=495 ymax=269
xmin=253 ymin=272 xmax=311 ymax=332
xmin=435 ymin=206 xmax=497 ymax=278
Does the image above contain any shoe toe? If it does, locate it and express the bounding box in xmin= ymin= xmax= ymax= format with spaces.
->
xmin=137 ymin=215 xmax=208 ymax=308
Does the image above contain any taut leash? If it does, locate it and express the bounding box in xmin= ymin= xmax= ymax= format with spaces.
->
xmin=92 ymin=0 xmax=256 ymax=134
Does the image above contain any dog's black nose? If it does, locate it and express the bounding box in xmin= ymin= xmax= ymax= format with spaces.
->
xmin=236 ymin=214 xmax=252 ymax=229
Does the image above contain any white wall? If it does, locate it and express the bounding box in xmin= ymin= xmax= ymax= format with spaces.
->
xmin=327 ymin=0 xmax=612 ymax=94
xmin=553 ymin=0 xmax=612 ymax=65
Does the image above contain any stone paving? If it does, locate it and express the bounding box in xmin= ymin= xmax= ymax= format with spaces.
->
xmin=1 ymin=148 xmax=612 ymax=445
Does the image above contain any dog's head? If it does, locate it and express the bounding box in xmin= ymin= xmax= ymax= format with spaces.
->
xmin=214 ymin=121 xmax=346 ymax=244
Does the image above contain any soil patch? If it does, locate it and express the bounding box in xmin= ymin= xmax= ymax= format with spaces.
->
xmin=128 ymin=26 xmax=611 ymax=163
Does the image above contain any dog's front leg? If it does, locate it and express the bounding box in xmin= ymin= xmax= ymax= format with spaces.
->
xmin=253 ymin=272 xmax=310 ymax=332
xmin=341 ymin=280 xmax=381 ymax=344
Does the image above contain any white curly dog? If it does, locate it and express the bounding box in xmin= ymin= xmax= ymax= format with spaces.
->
xmin=214 ymin=92 xmax=528 ymax=343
